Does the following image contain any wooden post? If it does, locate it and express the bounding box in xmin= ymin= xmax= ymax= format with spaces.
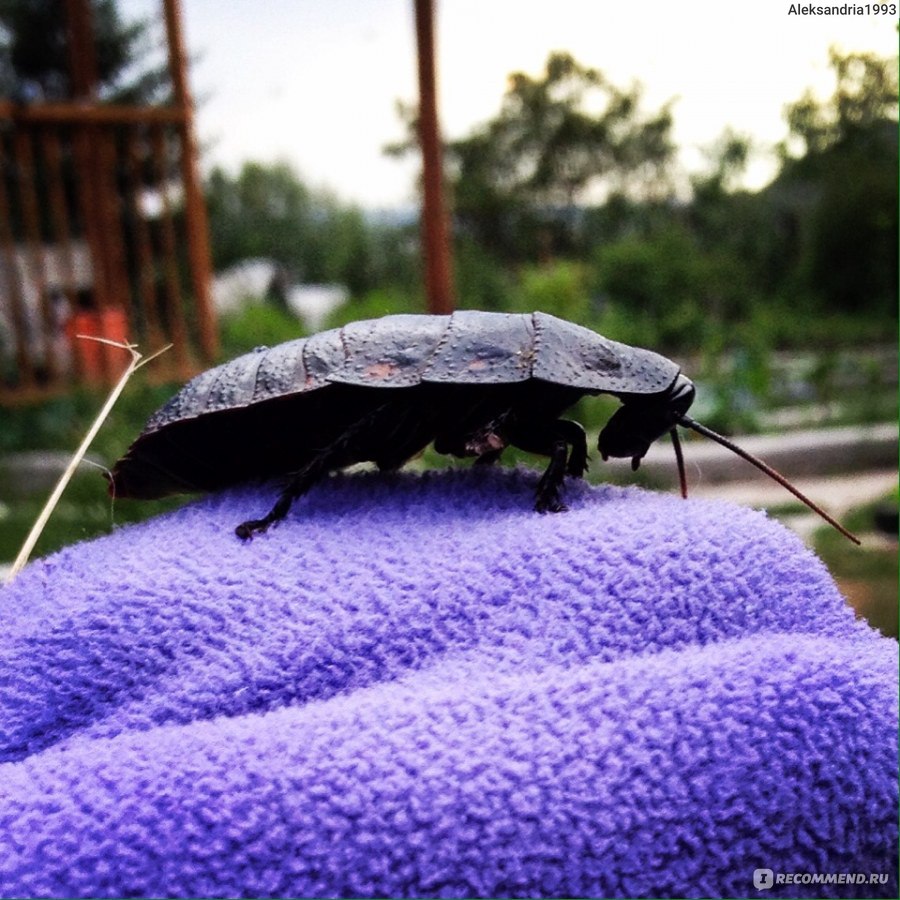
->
xmin=64 ymin=0 xmax=136 ymax=385
xmin=42 ymin=129 xmax=79 ymax=316
xmin=151 ymin=125 xmax=190 ymax=376
xmin=0 ymin=0 xmax=216 ymax=396
xmin=63 ymin=0 xmax=99 ymax=100
xmin=63 ymin=0 xmax=107 ymax=314
xmin=162 ymin=0 xmax=217 ymax=362
xmin=124 ymin=129 xmax=165 ymax=351
xmin=12 ymin=129 xmax=55 ymax=378
xmin=0 ymin=139 xmax=34 ymax=385
xmin=414 ymin=0 xmax=454 ymax=314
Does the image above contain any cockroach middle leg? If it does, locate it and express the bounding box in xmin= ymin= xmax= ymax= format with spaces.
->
xmin=507 ymin=418 xmax=589 ymax=513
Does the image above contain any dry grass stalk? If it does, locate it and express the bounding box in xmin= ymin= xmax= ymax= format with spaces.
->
xmin=6 ymin=338 xmax=171 ymax=582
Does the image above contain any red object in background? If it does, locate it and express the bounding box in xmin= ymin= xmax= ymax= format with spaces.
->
xmin=66 ymin=308 xmax=130 ymax=383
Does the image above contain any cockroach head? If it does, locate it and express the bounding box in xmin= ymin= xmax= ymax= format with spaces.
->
xmin=598 ymin=374 xmax=695 ymax=466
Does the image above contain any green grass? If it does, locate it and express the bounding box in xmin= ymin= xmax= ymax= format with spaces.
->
xmin=0 ymin=373 xmax=192 ymax=566
xmin=218 ymin=304 xmax=308 ymax=359
xmin=813 ymin=495 xmax=898 ymax=639
xmin=0 ymin=471 xmax=188 ymax=564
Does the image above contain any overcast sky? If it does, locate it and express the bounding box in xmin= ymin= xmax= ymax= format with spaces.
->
xmin=121 ymin=0 xmax=897 ymax=208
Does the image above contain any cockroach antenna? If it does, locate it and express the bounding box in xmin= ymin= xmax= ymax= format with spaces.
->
xmin=669 ymin=427 xmax=688 ymax=500
xmin=677 ymin=414 xmax=861 ymax=546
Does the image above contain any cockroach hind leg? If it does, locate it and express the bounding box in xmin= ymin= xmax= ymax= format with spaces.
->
xmin=235 ymin=477 xmax=305 ymax=540
xmin=235 ymin=504 xmax=288 ymax=540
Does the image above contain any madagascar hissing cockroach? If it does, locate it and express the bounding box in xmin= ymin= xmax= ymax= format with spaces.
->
xmin=109 ymin=311 xmax=860 ymax=544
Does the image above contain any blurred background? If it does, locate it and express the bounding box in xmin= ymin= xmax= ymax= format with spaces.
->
xmin=0 ymin=0 xmax=896 ymax=635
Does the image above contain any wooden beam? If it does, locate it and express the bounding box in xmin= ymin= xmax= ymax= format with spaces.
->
xmin=12 ymin=129 xmax=56 ymax=378
xmin=0 ymin=101 xmax=186 ymax=126
xmin=163 ymin=0 xmax=217 ymax=362
xmin=151 ymin=125 xmax=191 ymax=377
xmin=414 ymin=0 xmax=454 ymax=314
xmin=61 ymin=0 xmax=131 ymax=334
xmin=0 ymin=139 xmax=35 ymax=386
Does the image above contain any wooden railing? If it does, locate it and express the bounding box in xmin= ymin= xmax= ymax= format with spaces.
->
xmin=0 ymin=0 xmax=215 ymax=401
xmin=0 ymin=101 xmax=216 ymax=400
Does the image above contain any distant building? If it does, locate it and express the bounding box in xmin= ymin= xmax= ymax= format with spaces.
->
xmin=212 ymin=258 xmax=348 ymax=331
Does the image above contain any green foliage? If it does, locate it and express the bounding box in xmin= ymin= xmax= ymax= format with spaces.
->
xmin=591 ymin=225 xmax=754 ymax=350
xmin=770 ymin=48 xmax=899 ymax=316
xmin=0 ymin=395 xmax=87 ymax=454
xmin=695 ymin=329 xmax=772 ymax=435
xmin=781 ymin=48 xmax=898 ymax=158
xmin=393 ymin=52 xmax=675 ymax=261
xmin=0 ymin=359 xmax=202 ymax=563
xmin=205 ymin=162 xmax=384 ymax=294
xmin=322 ymin=288 xmax=421 ymax=330
xmin=389 ymin=47 xmax=893 ymax=358
xmin=365 ymin=218 xmax=422 ymax=296
xmin=803 ymin=153 xmax=898 ymax=315
xmin=207 ymin=162 xmax=310 ymax=270
xmin=460 ymin=51 xmax=675 ymax=207
xmin=218 ymin=304 xmax=307 ymax=361
xmin=0 ymin=470 xmax=184 ymax=564
xmin=518 ymin=261 xmax=591 ymax=323
xmin=454 ymin=239 xmax=514 ymax=312
xmin=433 ymin=47 xmax=895 ymax=349
xmin=0 ymin=374 xmax=189 ymax=564
xmin=594 ymin=228 xmax=697 ymax=313
xmin=734 ymin=304 xmax=890 ymax=350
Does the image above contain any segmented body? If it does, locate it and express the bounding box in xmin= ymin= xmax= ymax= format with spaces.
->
xmin=109 ymin=309 xmax=862 ymax=543
xmin=111 ymin=311 xmax=682 ymax=504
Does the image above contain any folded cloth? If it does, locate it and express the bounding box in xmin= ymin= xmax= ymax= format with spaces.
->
xmin=0 ymin=468 xmax=896 ymax=899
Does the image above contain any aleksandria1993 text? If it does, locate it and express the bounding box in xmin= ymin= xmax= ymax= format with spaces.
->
xmin=788 ymin=3 xmax=897 ymax=12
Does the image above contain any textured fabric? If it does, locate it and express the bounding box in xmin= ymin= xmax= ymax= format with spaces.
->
xmin=0 ymin=467 xmax=896 ymax=899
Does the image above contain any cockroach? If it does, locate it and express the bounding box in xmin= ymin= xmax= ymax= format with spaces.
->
xmin=109 ymin=311 xmax=859 ymax=544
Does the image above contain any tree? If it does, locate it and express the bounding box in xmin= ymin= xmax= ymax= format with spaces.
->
xmin=390 ymin=52 xmax=675 ymax=261
xmin=780 ymin=47 xmax=898 ymax=159
xmin=0 ymin=0 xmax=167 ymax=103
xmin=769 ymin=47 xmax=898 ymax=314
xmin=459 ymin=53 xmax=675 ymax=259
xmin=685 ymin=129 xmax=776 ymax=289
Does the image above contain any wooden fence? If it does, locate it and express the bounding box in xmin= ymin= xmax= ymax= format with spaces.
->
xmin=0 ymin=0 xmax=215 ymax=402
xmin=0 ymin=104 xmax=216 ymax=400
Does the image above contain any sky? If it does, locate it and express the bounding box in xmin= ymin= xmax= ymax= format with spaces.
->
xmin=121 ymin=0 xmax=897 ymax=209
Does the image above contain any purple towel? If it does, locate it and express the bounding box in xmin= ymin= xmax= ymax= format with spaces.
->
xmin=0 ymin=467 xmax=896 ymax=899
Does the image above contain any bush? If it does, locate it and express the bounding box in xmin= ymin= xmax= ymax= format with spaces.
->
xmin=590 ymin=225 xmax=756 ymax=351
xmin=517 ymin=261 xmax=591 ymax=323
xmin=323 ymin=288 xmax=422 ymax=330
xmin=454 ymin=239 xmax=514 ymax=312
xmin=218 ymin=303 xmax=307 ymax=360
